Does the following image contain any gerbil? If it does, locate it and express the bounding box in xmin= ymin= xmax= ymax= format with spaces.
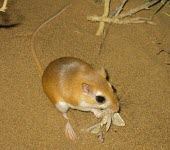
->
xmin=31 ymin=4 xmax=119 ymax=140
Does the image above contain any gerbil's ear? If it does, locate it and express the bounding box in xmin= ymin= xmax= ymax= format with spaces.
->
xmin=82 ymin=83 xmax=93 ymax=96
xmin=97 ymin=67 xmax=107 ymax=78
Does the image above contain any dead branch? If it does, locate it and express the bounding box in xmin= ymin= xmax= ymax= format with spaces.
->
xmin=154 ymin=0 xmax=169 ymax=14
xmin=0 ymin=0 xmax=8 ymax=12
xmin=96 ymin=0 xmax=110 ymax=36
xmin=87 ymin=0 xmax=161 ymax=35
xmin=114 ymin=0 xmax=128 ymax=17
xmin=117 ymin=0 xmax=161 ymax=19
xmin=87 ymin=16 xmax=155 ymax=25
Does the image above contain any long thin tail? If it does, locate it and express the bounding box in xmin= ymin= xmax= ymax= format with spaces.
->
xmin=31 ymin=3 xmax=72 ymax=77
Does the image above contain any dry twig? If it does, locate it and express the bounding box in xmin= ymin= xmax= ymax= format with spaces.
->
xmin=114 ymin=0 xmax=128 ymax=17
xmin=117 ymin=0 xmax=161 ymax=19
xmin=88 ymin=0 xmax=161 ymax=35
xmin=0 ymin=0 xmax=8 ymax=12
xmin=96 ymin=0 xmax=110 ymax=36
xmin=87 ymin=15 xmax=155 ymax=24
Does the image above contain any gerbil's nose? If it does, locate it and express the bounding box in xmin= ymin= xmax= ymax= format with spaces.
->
xmin=108 ymin=103 xmax=119 ymax=112
xmin=114 ymin=105 xmax=119 ymax=112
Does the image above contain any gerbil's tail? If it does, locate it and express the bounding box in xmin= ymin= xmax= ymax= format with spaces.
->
xmin=31 ymin=3 xmax=72 ymax=77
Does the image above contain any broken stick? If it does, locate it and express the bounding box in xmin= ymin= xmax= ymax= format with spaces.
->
xmin=0 ymin=0 xmax=8 ymax=12
xmin=88 ymin=0 xmax=161 ymax=35
xmin=96 ymin=0 xmax=110 ymax=36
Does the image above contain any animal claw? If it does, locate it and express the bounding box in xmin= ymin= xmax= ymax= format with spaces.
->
xmin=65 ymin=122 xmax=77 ymax=141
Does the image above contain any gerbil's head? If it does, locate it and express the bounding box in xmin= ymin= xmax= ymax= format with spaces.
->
xmin=80 ymin=68 xmax=119 ymax=113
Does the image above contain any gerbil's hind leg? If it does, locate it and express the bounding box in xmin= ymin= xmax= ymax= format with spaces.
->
xmin=55 ymin=102 xmax=77 ymax=140
xmin=63 ymin=113 xmax=77 ymax=140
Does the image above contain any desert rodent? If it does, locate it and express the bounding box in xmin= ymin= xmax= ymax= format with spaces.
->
xmin=31 ymin=4 xmax=119 ymax=140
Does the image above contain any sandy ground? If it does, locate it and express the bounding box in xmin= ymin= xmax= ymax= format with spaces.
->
xmin=0 ymin=0 xmax=170 ymax=149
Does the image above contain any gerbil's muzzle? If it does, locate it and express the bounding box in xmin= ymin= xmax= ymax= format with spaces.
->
xmin=108 ymin=102 xmax=119 ymax=113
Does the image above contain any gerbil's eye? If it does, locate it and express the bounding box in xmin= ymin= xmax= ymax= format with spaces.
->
xmin=96 ymin=96 xmax=105 ymax=103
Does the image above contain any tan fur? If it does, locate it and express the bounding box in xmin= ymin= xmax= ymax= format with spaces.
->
xmin=42 ymin=57 xmax=119 ymax=112
xmin=30 ymin=3 xmax=119 ymax=140
xmin=30 ymin=3 xmax=119 ymax=112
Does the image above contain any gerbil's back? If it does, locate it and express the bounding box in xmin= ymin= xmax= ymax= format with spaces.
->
xmin=42 ymin=57 xmax=94 ymax=93
xmin=43 ymin=57 xmax=93 ymax=80
xmin=42 ymin=57 xmax=95 ymax=104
